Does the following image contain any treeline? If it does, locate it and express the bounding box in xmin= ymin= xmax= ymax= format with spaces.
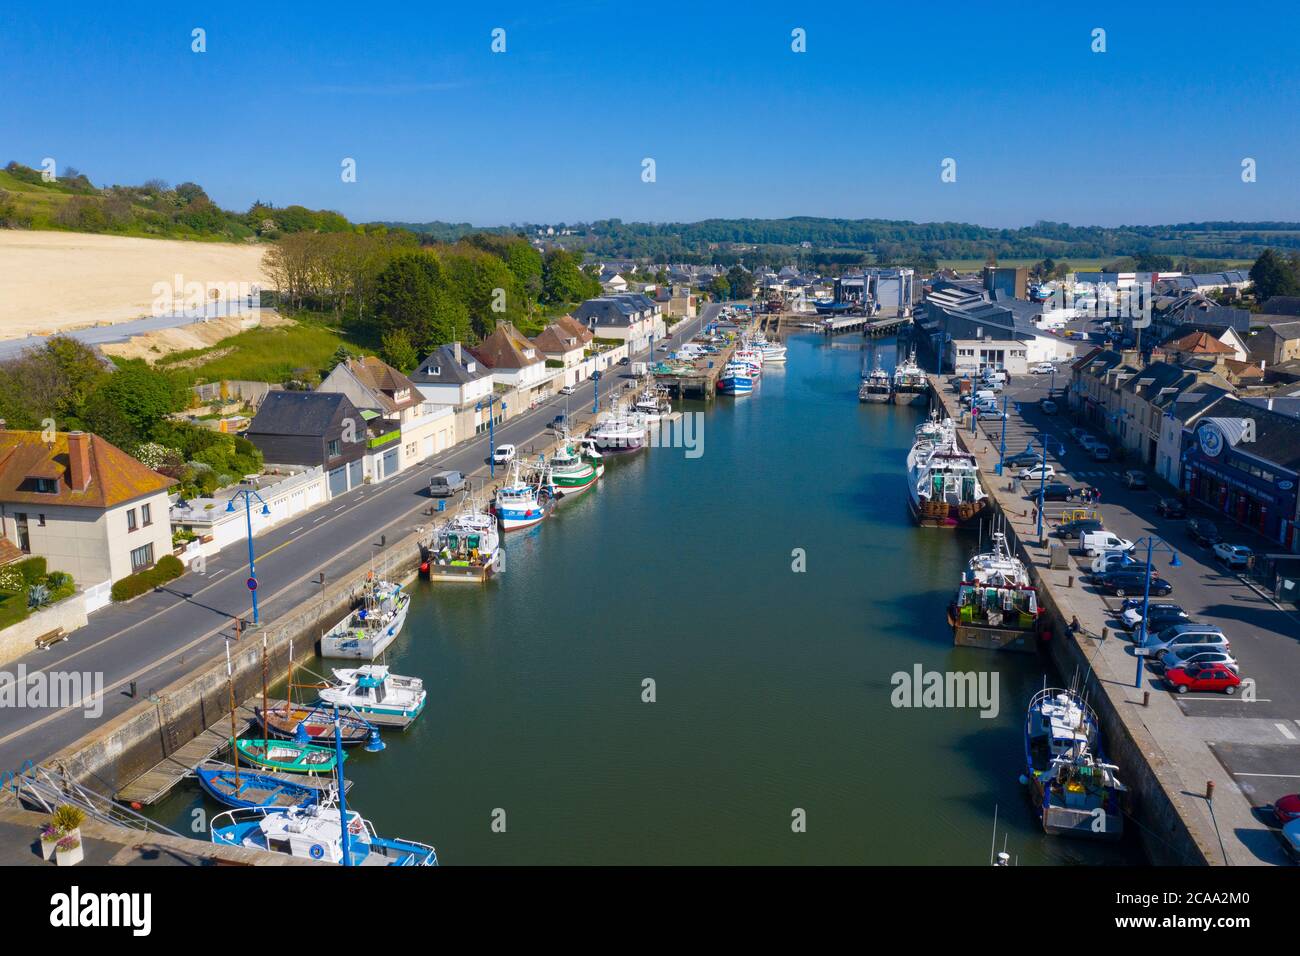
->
xmin=0 ymin=338 xmax=261 ymax=499
xmin=0 ymin=161 xmax=353 ymax=241
xmin=263 ymin=232 xmax=601 ymax=370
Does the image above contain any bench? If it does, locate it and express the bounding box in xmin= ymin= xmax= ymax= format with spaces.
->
xmin=34 ymin=627 xmax=66 ymax=650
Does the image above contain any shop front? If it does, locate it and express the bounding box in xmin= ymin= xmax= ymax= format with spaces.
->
xmin=1181 ymin=417 xmax=1299 ymax=550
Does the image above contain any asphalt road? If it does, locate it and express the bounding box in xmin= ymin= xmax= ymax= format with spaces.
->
xmin=0 ymin=305 xmax=721 ymax=773
xmin=977 ymin=369 xmax=1300 ymax=818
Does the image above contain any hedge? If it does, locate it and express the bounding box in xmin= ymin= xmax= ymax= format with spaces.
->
xmin=111 ymin=554 xmax=184 ymax=602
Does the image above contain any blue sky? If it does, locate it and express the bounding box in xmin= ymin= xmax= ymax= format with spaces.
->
xmin=3 ymin=1 xmax=1298 ymax=228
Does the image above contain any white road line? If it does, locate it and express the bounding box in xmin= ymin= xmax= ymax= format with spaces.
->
xmin=289 ymin=527 xmax=303 ymax=535
xmin=1235 ymin=772 xmax=1300 ymax=778
xmin=312 ymin=516 xmax=324 ymax=523
xmin=1276 ymin=722 xmax=1297 ymax=740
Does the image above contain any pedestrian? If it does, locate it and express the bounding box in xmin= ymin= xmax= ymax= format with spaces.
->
xmin=1032 ymin=505 xmax=1039 ymax=525
xmin=1094 ymin=487 xmax=1101 ymax=506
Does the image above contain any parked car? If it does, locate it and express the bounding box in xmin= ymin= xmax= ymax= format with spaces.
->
xmin=1080 ymin=530 xmax=1134 ymax=557
xmin=492 ymin=444 xmax=516 ymax=466
xmin=1035 ymin=482 xmax=1075 ymax=502
xmin=1155 ymin=497 xmax=1187 ymax=518
xmin=559 ymin=384 xmax=576 ymax=395
xmin=1068 ymin=427 xmax=1091 ymax=444
xmin=428 ymin=470 xmax=466 ymax=498
xmin=1019 ymin=464 xmax=1056 ymax=482
xmin=1120 ymin=601 xmax=1189 ymax=631
xmin=1006 ymin=449 xmax=1041 ymax=468
xmin=549 ymin=413 xmax=569 ymax=431
xmin=1165 ymin=663 xmax=1242 ymax=695
xmin=1123 ymin=470 xmax=1148 ymax=489
xmin=617 ymin=357 xmax=630 ymax=366
xmin=1158 ymin=646 xmax=1239 ymax=674
xmin=1095 ymin=568 xmax=1171 ymax=597
xmin=1146 ymin=624 xmax=1229 ymax=656
xmin=1078 ymin=434 xmax=1102 ymax=451
xmin=1030 ymin=363 xmax=1055 ymax=374
xmin=1089 ymin=444 xmax=1112 ymax=462
xmin=1090 ymin=550 xmax=1136 ymax=574
xmin=1212 ymin=543 xmax=1253 ymax=569
xmin=1058 ymin=517 xmax=1105 ymax=540
xmin=1040 ymin=399 xmax=1058 ymax=415
xmin=1186 ymin=517 xmax=1222 ymax=546
xmin=1274 ymin=794 xmax=1300 ymax=824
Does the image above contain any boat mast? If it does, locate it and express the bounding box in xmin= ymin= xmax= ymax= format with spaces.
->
xmin=333 ymin=706 xmax=352 ymax=867
xmin=261 ymin=634 xmax=269 ymax=746
xmin=225 ymin=638 xmax=239 ymax=786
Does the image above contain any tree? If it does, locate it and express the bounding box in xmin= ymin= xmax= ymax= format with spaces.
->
xmin=542 ymin=249 xmax=599 ymax=304
xmin=381 ymin=329 xmax=419 ymax=373
xmin=725 ymin=265 xmax=754 ymax=299
xmin=372 ymin=251 xmax=469 ymax=353
xmin=83 ymin=364 xmax=182 ymax=447
xmin=709 ymin=275 xmax=731 ymax=300
xmin=1249 ymin=248 xmax=1300 ymax=303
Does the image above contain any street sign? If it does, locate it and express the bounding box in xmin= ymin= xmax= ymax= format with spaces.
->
xmin=246 ymin=577 xmax=258 ymax=591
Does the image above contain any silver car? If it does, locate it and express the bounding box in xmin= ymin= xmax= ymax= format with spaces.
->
xmin=1158 ymin=646 xmax=1239 ymax=673
xmin=1144 ymin=624 xmax=1229 ymax=656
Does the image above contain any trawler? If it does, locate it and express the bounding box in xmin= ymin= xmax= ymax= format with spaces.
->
xmin=907 ymin=431 xmax=990 ymax=527
xmin=542 ymin=433 xmax=605 ymax=500
xmin=319 ymin=577 xmax=410 ymax=660
xmin=588 ymin=412 xmax=647 ymax=454
xmin=421 ymin=497 xmax=503 ymax=581
xmin=494 ymin=459 xmax=550 ymax=530
xmin=949 ymin=531 xmax=1041 ymax=652
xmin=891 ymin=348 xmax=929 ymax=405
xmin=633 ymin=385 xmax=672 ymax=423
xmin=1023 ymin=686 xmax=1127 ymax=839
xmin=859 ymin=355 xmax=892 ymax=403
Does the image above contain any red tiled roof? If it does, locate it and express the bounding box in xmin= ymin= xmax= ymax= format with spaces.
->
xmin=1165 ymin=331 xmax=1234 ymax=354
xmin=0 ymin=431 xmax=175 ymax=509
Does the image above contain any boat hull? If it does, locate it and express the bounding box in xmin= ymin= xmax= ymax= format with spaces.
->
xmin=908 ymin=492 xmax=991 ymax=528
xmin=495 ymin=503 xmax=548 ymax=531
xmin=420 ymin=547 xmax=502 ymax=582
xmin=893 ymin=388 xmax=929 ymax=406
xmin=233 ymin=739 xmax=342 ymax=775
xmin=257 ymin=705 xmax=372 ymax=744
xmin=195 ymin=762 xmax=322 ymax=810
xmin=319 ymin=592 xmax=410 ymax=660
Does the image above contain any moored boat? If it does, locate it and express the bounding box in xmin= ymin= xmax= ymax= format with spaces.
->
xmin=318 ymin=664 xmax=426 ymax=729
xmin=891 ymin=348 xmax=929 ymax=405
xmin=494 ymin=459 xmax=550 ymax=530
xmin=587 ymin=412 xmax=647 ymax=454
xmin=907 ymin=430 xmax=990 ymax=527
xmin=1023 ymin=687 xmax=1127 ymax=839
xmin=194 ymin=761 xmax=322 ymax=811
xmin=233 ymin=738 xmax=343 ymax=775
xmin=859 ymin=356 xmax=891 ymax=402
xmin=319 ymin=577 xmax=410 ymax=660
xmin=210 ymin=798 xmax=438 ymax=865
xmin=541 ymin=433 xmax=604 ymax=501
xmin=421 ymin=499 xmax=503 ymax=581
xmin=948 ymin=532 xmax=1042 ymax=652
xmin=256 ymin=703 xmax=374 ymax=745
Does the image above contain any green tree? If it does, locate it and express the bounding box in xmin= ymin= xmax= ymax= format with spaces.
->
xmin=83 ymin=364 xmax=181 ymax=447
xmin=1249 ymin=248 xmax=1300 ymax=303
xmin=542 ymin=249 xmax=599 ymax=304
xmin=381 ymin=329 xmax=419 ymax=372
xmin=725 ymin=265 xmax=754 ymax=299
xmin=709 ymin=275 xmax=731 ymax=300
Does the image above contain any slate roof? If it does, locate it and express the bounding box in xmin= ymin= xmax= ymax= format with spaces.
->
xmin=0 ymin=430 xmax=175 ymax=509
xmin=411 ymin=344 xmax=490 ymax=386
xmin=1259 ymin=296 xmax=1300 ymax=317
xmin=339 ymin=356 xmax=420 ymax=414
xmin=1200 ymin=396 xmax=1300 ymax=471
xmin=247 ymin=391 xmax=358 ymax=437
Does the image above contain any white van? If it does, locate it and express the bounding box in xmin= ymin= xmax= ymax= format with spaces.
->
xmin=1080 ymin=531 xmax=1135 ymax=557
xmin=972 ymin=389 xmax=997 ymax=405
xmin=982 ymin=369 xmax=1008 ymax=386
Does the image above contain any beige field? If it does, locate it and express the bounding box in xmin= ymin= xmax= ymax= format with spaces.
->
xmin=0 ymin=230 xmax=271 ymax=340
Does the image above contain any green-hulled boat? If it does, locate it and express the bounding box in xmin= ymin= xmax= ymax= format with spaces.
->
xmin=232 ymin=738 xmax=344 ymax=775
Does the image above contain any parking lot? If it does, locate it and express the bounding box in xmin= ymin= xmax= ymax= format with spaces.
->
xmin=966 ymin=366 xmax=1300 ymax=822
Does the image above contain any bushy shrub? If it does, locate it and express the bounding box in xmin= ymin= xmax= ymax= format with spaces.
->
xmin=110 ymin=554 xmax=184 ymax=602
xmin=16 ymin=557 xmax=47 ymax=586
xmin=0 ymin=566 xmax=24 ymax=593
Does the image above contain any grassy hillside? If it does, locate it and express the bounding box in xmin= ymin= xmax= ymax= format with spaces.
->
xmin=157 ymin=316 xmax=375 ymax=387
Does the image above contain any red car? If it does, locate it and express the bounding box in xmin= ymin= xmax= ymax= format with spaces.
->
xmin=1276 ymin=794 xmax=1300 ymax=824
xmin=1166 ymin=663 xmax=1242 ymax=695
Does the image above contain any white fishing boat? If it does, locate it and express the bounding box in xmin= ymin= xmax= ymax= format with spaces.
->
xmin=540 ymin=432 xmax=605 ymax=500
xmin=950 ymin=532 xmax=1041 ymax=652
xmin=319 ymin=578 xmax=410 ymax=660
xmin=633 ymin=385 xmax=672 ymax=423
xmin=907 ymin=431 xmax=990 ymax=527
xmin=859 ymin=355 xmax=891 ymax=403
xmin=211 ymin=797 xmax=438 ymax=865
xmin=1023 ymin=687 xmax=1127 ymax=839
xmin=494 ymin=459 xmax=550 ymax=530
xmin=891 ymin=348 xmax=929 ymax=405
xmin=588 ymin=412 xmax=647 ymax=454
xmin=421 ymin=497 xmax=503 ymax=582
xmin=318 ymin=664 xmax=425 ymax=728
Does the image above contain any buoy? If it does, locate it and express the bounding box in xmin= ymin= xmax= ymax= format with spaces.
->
xmin=1018 ymin=774 xmax=1029 ymax=786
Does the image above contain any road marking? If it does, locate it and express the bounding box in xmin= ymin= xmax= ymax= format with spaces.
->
xmin=1276 ymin=722 xmax=1297 ymax=740
xmin=335 ymin=506 xmax=346 ymax=512
xmin=1235 ymin=772 xmax=1300 ymax=778
xmin=312 ymin=516 xmax=324 ymax=523
xmin=289 ymin=526 xmax=303 ymax=535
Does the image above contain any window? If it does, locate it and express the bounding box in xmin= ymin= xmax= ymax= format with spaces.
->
xmin=141 ymin=503 xmax=152 ymax=526
xmin=14 ymin=513 xmax=29 ymax=553
xmin=328 ymin=438 xmax=341 ymax=457
xmin=127 ymin=508 xmax=137 ymax=532
xmin=33 ymin=478 xmax=57 ymax=494
xmin=37 ymin=514 xmax=45 ymax=527
xmin=130 ymin=543 xmax=155 ymax=572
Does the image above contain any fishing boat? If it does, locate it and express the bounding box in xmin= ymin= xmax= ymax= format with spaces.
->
xmin=210 ymin=798 xmax=438 ymax=866
xmin=257 ymin=703 xmax=374 ymax=745
xmin=891 ymin=348 xmax=929 ymax=405
xmin=633 ymin=386 xmax=672 ymax=423
xmin=194 ymin=760 xmax=322 ymax=811
xmin=914 ymin=409 xmax=949 ymax=446
xmin=493 ymin=459 xmax=550 ymax=530
xmin=858 ymin=356 xmax=891 ymax=403
xmin=948 ymin=532 xmax=1042 ymax=652
xmin=319 ymin=577 xmax=410 ymax=660
xmin=318 ymin=665 xmax=426 ymax=729
xmin=587 ymin=412 xmax=647 ymax=454
xmin=907 ymin=431 xmax=990 ymax=527
xmin=754 ymin=334 xmax=787 ymax=363
xmin=542 ymin=433 xmax=604 ymax=501
xmin=718 ymin=361 xmax=755 ymax=396
xmin=421 ymin=498 xmax=504 ymax=581
xmin=1022 ymin=686 xmax=1127 ymax=839
xmin=233 ymin=737 xmax=343 ymax=775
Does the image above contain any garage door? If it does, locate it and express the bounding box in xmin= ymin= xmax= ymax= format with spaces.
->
xmin=382 ymin=447 xmax=399 ymax=480
xmin=348 ymin=459 xmax=364 ymax=488
xmin=328 ymin=466 xmax=348 ymax=498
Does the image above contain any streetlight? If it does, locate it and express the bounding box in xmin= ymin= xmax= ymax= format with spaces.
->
xmin=226 ymin=487 xmax=271 ymax=625
xmin=996 ymin=396 xmax=1013 ymax=475
xmin=1132 ymin=537 xmax=1181 ymax=688
xmin=475 ymin=394 xmax=507 ymax=478
xmin=592 ymin=370 xmax=602 ymax=415
xmin=1030 ymin=433 xmax=1065 ymax=540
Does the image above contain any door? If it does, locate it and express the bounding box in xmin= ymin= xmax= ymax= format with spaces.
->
xmin=382 ymin=447 xmax=399 ymax=480
xmin=348 ymin=459 xmax=364 ymax=488
xmin=328 ymin=466 xmax=348 ymax=498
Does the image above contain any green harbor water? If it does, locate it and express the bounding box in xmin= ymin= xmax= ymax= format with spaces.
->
xmin=151 ymin=333 xmax=1142 ymax=864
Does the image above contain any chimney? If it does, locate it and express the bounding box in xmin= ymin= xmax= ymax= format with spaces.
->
xmin=453 ymin=341 xmax=462 ymax=364
xmin=68 ymin=431 xmax=91 ymax=491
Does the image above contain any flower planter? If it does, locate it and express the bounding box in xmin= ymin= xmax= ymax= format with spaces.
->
xmin=55 ymin=842 xmax=83 ymax=866
xmin=40 ymin=837 xmax=58 ymax=861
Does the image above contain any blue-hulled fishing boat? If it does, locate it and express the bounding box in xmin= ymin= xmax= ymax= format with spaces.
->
xmin=194 ymin=760 xmax=321 ymax=811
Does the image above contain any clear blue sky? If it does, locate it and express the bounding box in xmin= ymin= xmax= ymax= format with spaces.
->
xmin=3 ymin=1 xmax=1297 ymax=228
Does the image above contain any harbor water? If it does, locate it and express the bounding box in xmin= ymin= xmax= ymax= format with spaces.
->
xmin=151 ymin=332 xmax=1141 ymax=864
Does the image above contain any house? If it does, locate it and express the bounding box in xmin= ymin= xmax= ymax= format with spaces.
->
xmin=1150 ymin=292 xmax=1252 ymax=342
xmin=1258 ymin=296 xmax=1300 ymax=317
xmin=917 ymin=289 xmax=1073 ymax=375
xmin=1247 ymin=319 xmax=1300 ymax=368
xmin=470 ymin=322 xmax=550 ymax=391
xmin=245 ymin=391 xmax=368 ymax=498
xmin=572 ymin=293 xmax=664 ymax=353
xmin=0 ymin=429 xmax=175 ymax=589
xmin=532 ymin=318 xmax=589 ymax=370
xmin=318 ymin=355 xmax=454 ymax=479
xmin=1158 ymin=330 xmax=1243 ymax=363
xmin=409 ymin=341 xmax=499 ymax=442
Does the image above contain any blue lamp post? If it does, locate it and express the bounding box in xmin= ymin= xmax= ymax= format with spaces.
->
xmin=592 ymin=370 xmax=602 ymax=414
xmin=333 ymin=705 xmax=352 ymax=867
xmin=1033 ymin=434 xmax=1065 ymax=540
xmin=475 ymin=395 xmax=507 ymax=478
xmin=996 ymin=396 xmax=1010 ymax=475
xmin=226 ymin=487 xmax=271 ymax=625
xmin=1132 ymin=537 xmax=1181 ymax=688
